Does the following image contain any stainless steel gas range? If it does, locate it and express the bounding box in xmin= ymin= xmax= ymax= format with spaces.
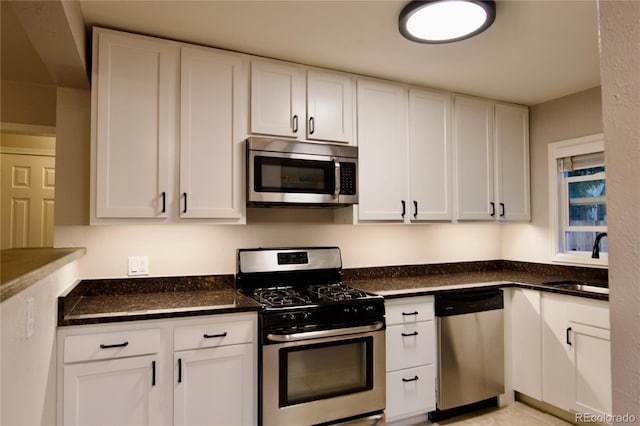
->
xmin=236 ymin=247 xmax=386 ymax=426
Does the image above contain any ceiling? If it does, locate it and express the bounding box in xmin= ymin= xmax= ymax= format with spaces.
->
xmin=3 ymin=1 xmax=601 ymax=106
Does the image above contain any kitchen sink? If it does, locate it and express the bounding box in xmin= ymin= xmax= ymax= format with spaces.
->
xmin=542 ymin=280 xmax=609 ymax=295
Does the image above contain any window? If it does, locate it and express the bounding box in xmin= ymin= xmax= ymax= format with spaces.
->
xmin=548 ymin=134 xmax=607 ymax=266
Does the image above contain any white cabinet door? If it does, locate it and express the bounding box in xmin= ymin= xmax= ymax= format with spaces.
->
xmin=357 ymin=79 xmax=408 ymax=221
xmin=63 ymin=355 xmax=166 ymax=426
xmin=454 ymin=96 xmax=495 ymax=220
xmin=541 ymin=293 xmax=573 ymax=411
xmin=408 ymin=89 xmax=453 ymax=221
xmin=495 ymin=103 xmax=530 ymax=221
xmin=93 ymin=29 xmax=177 ymax=218
xmin=510 ymin=288 xmax=542 ymax=400
xmin=174 ymin=344 xmax=254 ymax=426
xmin=386 ymin=365 xmax=435 ymax=421
xmin=570 ymin=322 xmax=612 ymax=417
xmin=306 ymin=70 xmax=353 ymax=143
xmin=179 ymin=46 xmax=245 ymax=219
xmin=250 ymin=59 xmax=305 ymax=138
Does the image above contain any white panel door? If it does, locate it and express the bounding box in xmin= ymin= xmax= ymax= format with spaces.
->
xmin=541 ymin=293 xmax=573 ymax=411
xmin=570 ymin=322 xmax=612 ymax=417
xmin=180 ymin=46 xmax=244 ymax=219
xmin=63 ymin=355 xmax=165 ymax=426
xmin=510 ymin=288 xmax=542 ymax=399
xmin=356 ymin=79 xmax=408 ymax=221
xmin=250 ymin=59 xmax=304 ymax=138
xmin=174 ymin=344 xmax=254 ymax=426
xmin=454 ymin=96 xmax=495 ymax=220
xmin=0 ymin=153 xmax=55 ymax=248
xmin=306 ymin=70 xmax=353 ymax=143
xmin=495 ymin=103 xmax=530 ymax=221
xmin=408 ymin=89 xmax=453 ymax=221
xmin=93 ymin=29 xmax=177 ymax=218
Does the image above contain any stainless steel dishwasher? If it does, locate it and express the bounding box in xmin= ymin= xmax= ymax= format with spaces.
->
xmin=434 ymin=289 xmax=504 ymax=415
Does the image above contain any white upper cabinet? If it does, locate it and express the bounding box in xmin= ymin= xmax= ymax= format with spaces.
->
xmin=495 ymin=103 xmax=530 ymax=221
xmin=454 ymin=96 xmax=530 ymax=221
xmin=454 ymin=95 xmax=495 ymax=220
xmin=250 ymin=59 xmax=354 ymax=144
xmin=408 ymin=89 xmax=453 ymax=221
xmin=179 ymin=46 xmax=245 ymax=220
xmin=93 ymin=29 xmax=177 ymax=218
xmin=91 ymin=28 xmax=247 ymax=223
xmin=356 ymin=79 xmax=409 ymax=221
xmin=250 ymin=59 xmax=305 ymax=139
xmin=306 ymin=70 xmax=354 ymax=143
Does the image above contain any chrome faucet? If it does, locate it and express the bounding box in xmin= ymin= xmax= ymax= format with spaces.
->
xmin=591 ymin=232 xmax=608 ymax=258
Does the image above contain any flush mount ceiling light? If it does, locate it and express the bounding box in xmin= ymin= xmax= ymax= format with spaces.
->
xmin=399 ymin=0 xmax=496 ymax=44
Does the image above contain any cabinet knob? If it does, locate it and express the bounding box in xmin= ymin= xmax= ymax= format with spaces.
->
xmin=292 ymin=115 xmax=299 ymax=133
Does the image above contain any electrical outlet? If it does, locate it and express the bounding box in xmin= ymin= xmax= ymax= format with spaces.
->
xmin=128 ymin=256 xmax=149 ymax=276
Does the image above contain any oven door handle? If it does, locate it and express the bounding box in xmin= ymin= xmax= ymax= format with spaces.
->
xmin=266 ymin=322 xmax=384 ymax=343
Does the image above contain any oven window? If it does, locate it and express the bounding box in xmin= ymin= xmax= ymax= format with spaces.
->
xmin=255 ymin=156 xmax=334 ymax=194
xmin=279 ymin=337 xmax=373 ymax=407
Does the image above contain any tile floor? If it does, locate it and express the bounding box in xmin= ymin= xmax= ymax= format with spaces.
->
xmin=429 ymin=402 xmax=573 ymax=426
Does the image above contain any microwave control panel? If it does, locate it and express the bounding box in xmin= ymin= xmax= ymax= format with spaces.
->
xmin=340 ymin=163 xmax=357 ymax=195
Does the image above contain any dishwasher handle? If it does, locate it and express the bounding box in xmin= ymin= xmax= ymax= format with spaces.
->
xmin=435 ymin=289 xmax=503 ymax=317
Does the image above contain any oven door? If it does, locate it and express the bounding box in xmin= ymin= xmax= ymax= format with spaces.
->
xmin=248 ymin=150 xmax=357 ymax=206
xmin=261 ymin=325 xmax=385 ymax=426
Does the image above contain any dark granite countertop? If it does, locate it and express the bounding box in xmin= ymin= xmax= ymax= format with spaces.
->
xmin=58 ymin=275 xmax=261 ymax=326
xmin=343 ymin=260 xmax=609 ymax=301
xmin=58 ymin=260 xmax=608 ymax=326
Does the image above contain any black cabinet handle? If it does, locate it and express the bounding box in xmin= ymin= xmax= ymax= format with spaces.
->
xmin=183 ymin=193 xmax=188 ymax=214
xmin=292 ymin=115 xmax=299 ymax=133
xmin=566 ymin=327 xmax=572 ymax=346
xmin=402 ymin=376 xmax=419 ymax=382
xmin=152 ymin=361 xmax=156 ymax=386
xmin=178 ymin=358 xmax=182 ymax=383
xmin=500 ymin=203 xmax=505 ymax=217
xmin=401 ymin=331 xmax=419 ymax=337
xmin=161 ymin=192 xmax=166 ymax=213
xmin=413 ymin=201 xmax=418 ymax=219
xmin=490 ymin=202 xmax=496 ymax=217
xmin=401 ymin=200 xmax=406 ymax=218
xmin=309 ymin=116 xmax=315 ymax=134
xmin=100 ymin=341 xmax=129 ymax=349
xmin=203 ymin=332 xmax=228 ymax=339
xmin=402 ymin=311 xmax=418 ymax=316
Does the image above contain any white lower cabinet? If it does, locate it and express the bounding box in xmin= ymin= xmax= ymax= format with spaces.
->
xmin=63 ymin=354 xmax=164 ymax=426
xmin=510 ymin=288 xmax=542 ymax=399
xmin=58 ymin=313 xmax=257 ymax=426
xmin=510 ymin=290 xmax=611 ymax=418
xmin=174 ymin=344 xmax=253 ymax=426
xmin=384 ymin=296 xmax=436 ymax=423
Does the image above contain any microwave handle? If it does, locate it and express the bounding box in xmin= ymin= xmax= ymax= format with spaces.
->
xmin=333 ymin=159 xmax=341 ymax=199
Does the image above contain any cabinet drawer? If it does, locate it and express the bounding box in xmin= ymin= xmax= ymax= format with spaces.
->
xmin=386 ymin=365 xmax=435 ymax=421
xmin=64 ymin=328 xmax=161 ymax=363
xmin=174 ymin=319 xmax=254 ymax=351
xmin=386 ymin=321 xmax=435 ymax=371
xmin=386 ymin=296 xmax=434 ymax=325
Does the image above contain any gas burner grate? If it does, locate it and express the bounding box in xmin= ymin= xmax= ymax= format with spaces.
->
xmin=253 ymin=287 xmax=312 ymax=307
xmin=309 ymin=283 xmax=368 ymax=302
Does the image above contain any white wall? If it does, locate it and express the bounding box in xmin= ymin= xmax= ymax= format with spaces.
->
xmin=501 ymin=87 xmax=603 ymax=264
xmin=0 ymin=260 xmax=80 ymax=426
xmin=55 ymin=223 xmax=501 ymax=278
xmin=599 ymin=0 xmax=640 ymax=420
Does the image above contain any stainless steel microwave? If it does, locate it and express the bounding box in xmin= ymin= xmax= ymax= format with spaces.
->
xmin=246 ymin=137 xmax=358 ymax=207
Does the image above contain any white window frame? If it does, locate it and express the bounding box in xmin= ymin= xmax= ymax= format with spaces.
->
xmin=548 ymin=133 xmax=607 ymax=267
